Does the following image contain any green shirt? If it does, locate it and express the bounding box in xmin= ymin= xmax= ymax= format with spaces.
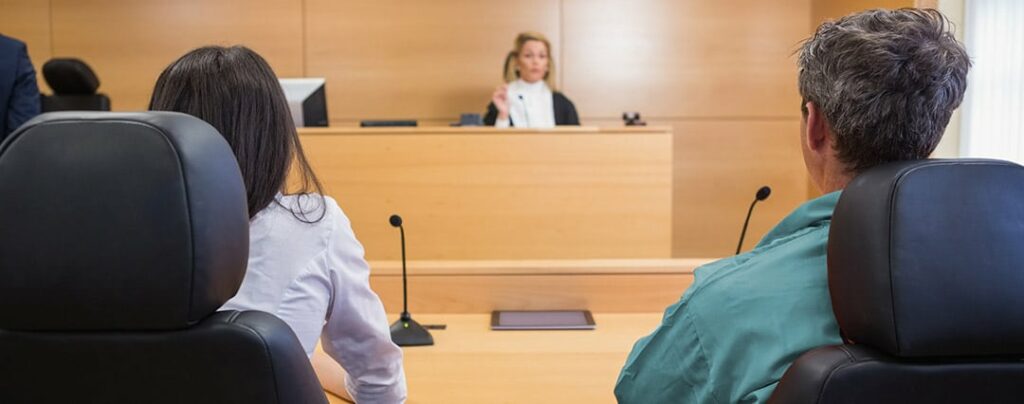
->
xmin=615 ymin=192 xmax=843 ymax=404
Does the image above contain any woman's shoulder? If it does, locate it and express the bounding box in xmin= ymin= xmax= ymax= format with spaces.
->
xmin=259 ymin=193 xmax=345 ymax=229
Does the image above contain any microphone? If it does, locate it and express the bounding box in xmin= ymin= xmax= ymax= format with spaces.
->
xmin=387 ymin=214 xmax=434 ymax=346
xmin=735 ymin=186 xmax=771 ymax=255
xmin=517 ymin=94 xmax=532 ymax=127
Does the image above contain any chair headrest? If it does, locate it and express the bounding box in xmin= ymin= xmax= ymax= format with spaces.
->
xmin=0 ymin=112 xmax=249 ymax=331
xmin=829 ymin=159 xmax=1024 ymax=358
xmin=42 ymin=58 xmax=100 ymax=95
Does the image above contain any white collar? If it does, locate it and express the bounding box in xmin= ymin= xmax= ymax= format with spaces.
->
xmin=513 ymin=79 xmax=549 ymax=93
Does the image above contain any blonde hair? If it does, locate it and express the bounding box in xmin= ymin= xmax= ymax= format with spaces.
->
xmin=503 ymin=31 xmax=555 ymax=89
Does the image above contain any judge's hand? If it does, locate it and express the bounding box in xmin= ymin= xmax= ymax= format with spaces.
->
xmin=492 ymin=84 xmax=510 ymax=120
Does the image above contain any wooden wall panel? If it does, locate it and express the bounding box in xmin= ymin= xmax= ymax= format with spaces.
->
xmin=304 ymin=0 xmax=560 ymax=124
xmin=0 ymin=0 xmax=52 ymax=93
xmin=561 ymin=0 xmax=811 ymax=119
xmin=48 ymin=0 xmax=304 ymax=111
xmin=583 ymin=119 xmax=808 ymax=258
xmin=812 ymin=0 xmax=916 ymax=25
xmin=671 ymin=119 xmax=808 ymax=257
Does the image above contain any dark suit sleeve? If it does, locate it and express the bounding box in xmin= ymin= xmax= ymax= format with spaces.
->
xmin=554 ymin=92 xmax=580 ymax=126
xmin=7 ymin=42 xmax=41 ymax=135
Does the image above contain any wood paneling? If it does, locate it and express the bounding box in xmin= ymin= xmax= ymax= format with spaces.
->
xmin=304 ymin=0 xmax=560 ymax=124
xmin=812 ymin=0 xmax=916 ymax=25
xmin=372 ymin=273 xmax=693 ymax=314
xmin=586 ymin=119 xmax=809 ymax=257
xmin=561 ymin=0 xmax=811 ymax=119
xmin=14 ymin=0 xmax=830 ymax=259
xmin=48 ymin=0 xmax=304 ymax=111
xmin=367 ymin=258 xmax=705 ymax=313
xmin=0 ymin=0 xmax=52 ymax=93
xmin=298 ymin=126 xmax=672 ymax=260
xmin=670 ymin=119 xmax=808 ymax=257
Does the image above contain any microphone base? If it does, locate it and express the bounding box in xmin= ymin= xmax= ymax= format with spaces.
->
xmin=389 ymin=316 xmax=434 ymax=347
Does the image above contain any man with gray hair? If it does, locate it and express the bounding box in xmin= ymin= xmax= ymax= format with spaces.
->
xmin=615 ymin=8 xmax=970 ymax=403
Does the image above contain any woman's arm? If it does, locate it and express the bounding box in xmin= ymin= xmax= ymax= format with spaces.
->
xmin=312 ymin=345 xmax=354 ymax=402
xmin=321 ymin=200 xmax=407 ymax=403
xmin=488 ymin=84 xmax=512 ymax=127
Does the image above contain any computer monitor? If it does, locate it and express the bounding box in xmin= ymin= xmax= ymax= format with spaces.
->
xmin=279 ymin=78 xmax=328 ymax=127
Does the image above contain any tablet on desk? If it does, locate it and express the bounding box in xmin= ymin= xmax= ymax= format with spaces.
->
xmin=491 ymin=310 xmax=596 ymax=330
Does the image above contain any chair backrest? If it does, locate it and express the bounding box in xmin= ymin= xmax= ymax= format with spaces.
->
xmin=41 ymin=59 xmax=111 ymax=112
xmin=0 ymin=112 xmax=327 ymax=404
xmin=770 ymin=159 xmax=1024 ymax=404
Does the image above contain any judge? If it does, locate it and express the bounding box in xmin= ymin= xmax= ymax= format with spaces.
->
xmin=484 ymin=32 xmax=579 ymax=127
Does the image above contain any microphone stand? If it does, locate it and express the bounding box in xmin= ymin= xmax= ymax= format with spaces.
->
xmin=736 ymin=199 xmax=759 ymax=255
xmin=736 ymin=186 xmax=771 ymax=255
xmin=389 ymin=215 xmax=434 ymax=346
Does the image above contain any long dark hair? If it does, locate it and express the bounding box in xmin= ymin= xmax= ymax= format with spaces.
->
xmin=149 ymin=46 xmax=324 ymax=222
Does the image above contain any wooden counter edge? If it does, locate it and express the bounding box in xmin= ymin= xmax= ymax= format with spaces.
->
xmin=299 ymin=126 xmax=672 ymax=136
xmin=368 ymin=258 xmax=713 ymax=276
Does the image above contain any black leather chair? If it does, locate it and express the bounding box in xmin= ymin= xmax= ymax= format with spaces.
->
xmin=0 ymin=112 xmax=328 ymax=404
xmin=41 ymin=58 xmax=111 ymax=112
xmin=770 ymin=159 xmax=1024 ymax=404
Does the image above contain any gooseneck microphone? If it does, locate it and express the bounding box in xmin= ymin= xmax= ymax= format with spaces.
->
xmin=735 ymin=186 xmax=772 ymax=255
xmin=390 ymin=215 xmax=410 ymax=318
xmin=387 ymin=214 xmax=434 ymax=346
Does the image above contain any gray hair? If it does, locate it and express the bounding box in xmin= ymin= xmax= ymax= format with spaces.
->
xmin=798 ymin=8 xmax=970 ymax=172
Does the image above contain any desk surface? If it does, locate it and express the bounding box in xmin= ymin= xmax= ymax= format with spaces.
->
xmin=325 ymin=312 xmax=662 ymax=404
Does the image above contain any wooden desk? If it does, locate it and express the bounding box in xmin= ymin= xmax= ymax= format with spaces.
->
xmin=323 ymin=313 xmax=663 ymax=404
xmin=297 ymin=126 xmax=672 ymax=261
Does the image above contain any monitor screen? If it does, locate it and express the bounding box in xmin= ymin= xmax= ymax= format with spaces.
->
xmin=279 ymin=78 xmax=328 ymax=127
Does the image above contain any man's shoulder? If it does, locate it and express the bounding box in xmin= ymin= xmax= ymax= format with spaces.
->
xmin=0 ymin=35 xmax=27 ymax=52
xmin=688 ymin=223 xmax=831 ymax=304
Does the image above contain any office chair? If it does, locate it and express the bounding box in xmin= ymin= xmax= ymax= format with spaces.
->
xmin=0 ymin=112 xmax=328 ymax=404
xmin=41 ymin=58 xmax=111 ymax=112
xmin=769 ymin=159 xmax=1024 ymax=404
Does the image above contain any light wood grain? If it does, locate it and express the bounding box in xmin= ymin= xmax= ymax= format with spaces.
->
xmin=366 ymin=258 xmax=703 ymax=313
xmin=367 ymin=258 xmax=710 ymax=276
xmin=669 ymin=119 xmax=809 ymax=257
xmin=304 ymin=0 xmax=561 ymax=124
xmin=298 ymin=126 xmax=673 ymax=261
xmin=48 ymin=0 xmax=305 ymax=111
xmin=370 ymin=273 xmax=694 ymax=313
xmin=0 ymin=0 xmax=52 ymax=93
xmin=585 ymin=118 xmax=810 ymax=257
xmin=321 ymin=312 xmax=664 ymax=404
xmin=812 ymin=0 xmax=916 ymax=25
xmin=561 ymin=0 xmax=811 ymax=119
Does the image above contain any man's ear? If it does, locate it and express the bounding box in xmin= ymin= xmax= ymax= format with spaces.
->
xmin=804 ymin=101 xmax=830 ymax=152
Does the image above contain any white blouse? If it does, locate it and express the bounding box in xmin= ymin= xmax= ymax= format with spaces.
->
xmin=221 ymin=194 xmax=406 ymax=404
xmin=495 ymin=79 xmax=556 ymax=128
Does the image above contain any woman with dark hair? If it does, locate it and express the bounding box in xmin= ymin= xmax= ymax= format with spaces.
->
xmin=150 ymin=46 xmax=406 ymax=403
